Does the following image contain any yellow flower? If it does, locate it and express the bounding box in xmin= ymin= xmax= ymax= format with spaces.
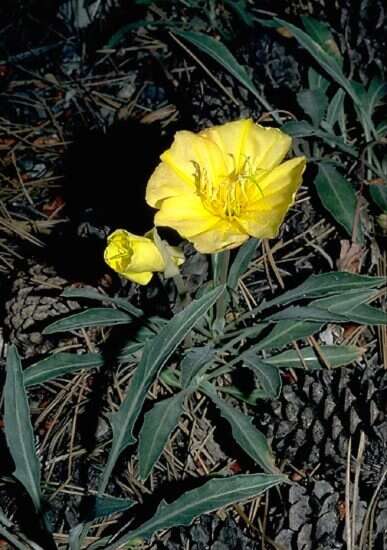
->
xmin=104 ymin=229 xmax=184 ymax=285
xmin=146 ymin=119 xmax=306 ymax=253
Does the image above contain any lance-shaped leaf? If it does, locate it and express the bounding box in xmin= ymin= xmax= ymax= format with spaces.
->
xmin=172 ymin=30 xmax=280 ymax=123
xmin=267 ymin=306 xmax=348 ymax=323
xmin=62 ymin=287 xmax=143 ymax=316
xmin=102 ymin=473 xmax=286 ymax=549
xmin=261 ymin=272 xmax=385 ymax=311
xmin=24 ymin=352 xmax=104 ymax=387
xmin=202 ymin=383 xmax=277 ymax=473
xmin=138 ymin=393 xmax=186 ymax=480
xmin=274 ymin=17 xmax=362 ymax=110
xmin=297 ymin=88 xmax=328 ymax=127
xmin=181 ymin=345 xmax=215 ymax=389
xmin=99 ymin=286 xmax=225 ymax=494
xmin=266 ymin=345 xmax=365 ymax=369
xmin=43 ymin=308 xmax=133 ymax=334
xmin=252 ymin=320 xmax=322 ymax=352
xmin=243 ymin=354 xmax=281 ymax=398
xmin=4 ymin=346 xmax=41 ymax=511
xmin=82 ymin=496 xmax=135 ymax=522
xmin=227 ymin=238 xmax=259 ymax=290
xmin=314 ymin=163 xmax=360 ymax=239
xmin=343 ymin=304 xmax=387 ymax=326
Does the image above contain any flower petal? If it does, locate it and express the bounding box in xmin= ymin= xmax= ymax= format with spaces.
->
xmin=161 ymin=130 xmax=228 ymax=186
xmin=244 ymin=124 xmax=292 ymax=171
xmin=104 ymin=229 xmax=165 ymax=283
xmin=154 ymin=194 xmax=219 ymax=238
xmin=190 ymin=220 xmax=248 ymax=254
xmin=202 ymin=119 xmax=253 ymax=173
xmin=146 ymin=161 xmax=195 ymax=209
xmin=259 ymin=156 xmax=306 ymax=195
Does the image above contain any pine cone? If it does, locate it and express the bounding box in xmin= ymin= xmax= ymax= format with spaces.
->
xmin=258 ymin=363 xmax=387 ymax=546
xmin=157 ymin=515 xmax=260 ymax=550
xmin=4 ymin=261 xmax=81 ymax=358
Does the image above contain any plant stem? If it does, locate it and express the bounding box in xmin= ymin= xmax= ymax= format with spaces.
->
xmin=212 ymin=250 xmax=230 ymax=335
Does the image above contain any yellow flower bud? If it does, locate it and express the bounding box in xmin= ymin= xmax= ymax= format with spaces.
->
xmin=104 ymin=229 xmax=184 ymax=285
xmin=146 ymin=118 xmax=306 ymax=253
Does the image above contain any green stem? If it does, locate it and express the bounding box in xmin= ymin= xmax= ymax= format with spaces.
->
xmin=211 ymin=250 xmax=230 ymax=335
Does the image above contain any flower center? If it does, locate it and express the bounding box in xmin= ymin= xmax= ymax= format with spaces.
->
xmin=193 ymin=158 xmax=266 ymax=219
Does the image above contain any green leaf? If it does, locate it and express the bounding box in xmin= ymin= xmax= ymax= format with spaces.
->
xmin=313 ymin=289 xmax=379 ymax=313
xmin=365 ymin=77 xmax=387 ymax=119
xmin=301 ymin=15 xmax=342 ymax=66
xmin=369 ymin=184 xmax=387 ymax=211
xmin=181 ymin=345 xmax=215 ymax=389
xmin=266 ymin=344 xmax=364 ymax=369
xmin=343 ymin=304 xmax=387 ymax=325
xmin=99 ymin=285 xmax=225 ymax=494
xmin=325 ymin=88 xmax=345 ymax=130
xmin=62 ymin=287 xmax=143 ymax=317
xmin=172 ymin=30 xmax=279 ymax=123
xmin=4 ymin=346 xmax=41 ymax=511
xmin=314 ymin=163 xmax=359 ymax=238
xmin=308 ymin=67 xmax=330 ymax=93
xmin=261 ymin=272 xmax=385 ymax=310
xmin=83 ymin=496 xmax=135 ymax=522
xmin=242 ymin=355 xmax=281 ymax=398
xmin=297 ymin=88 xmax=328 ymax=127
xmin=217 ymin=386 xmax=272 ymax=404
xmin=138 ymin=393 xmax=186 ymax=480
xmin=104 ymin=473 xmax=286 ymax=548
xmin=275 ymin=17 xmax=361 ymax=110
xmin=43 ymin=308 xmax=133 ymax=334
xmin=24 ymin=352 xmax=104 ymax=387
xmin=202 ymin=383 xmax=277 ymax=473
xmin=282 ymin=120 xmax=316 ymax=137
xmin=282 ymin=121 xmax=356 ymax=156
xmin=228 ymin=238 xmax=259 ymax=290
xmin=252 ymin=320 xmax=322 ymax=351
xmin=267 ymin=305 xmax=347 ymax=323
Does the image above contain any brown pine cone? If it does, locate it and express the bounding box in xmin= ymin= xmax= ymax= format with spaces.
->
xmin=4 ymin=261 xmax=81 ymax=358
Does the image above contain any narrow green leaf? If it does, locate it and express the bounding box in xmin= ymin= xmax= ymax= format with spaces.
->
xmin=314 ymin=163 xmax=359 ymax=238
xmin=173 ymin=30 xmax=279 ymax=123
xmin=325 ymin=88 xmax=345 ymax=129
xmin=104 ymin=474 xmax=286 ymax=548
xmin=243 ymin=355 xmax=281 ymax=398
xmin=24 ymin=352 xmax=104 ymax=387
xmin=275 ymin=17 xmax=361 ymax=110
xmin=99 ymin=285 xmax=225 ymax=494
xmin=253 ymin=320 xmax=322 ymax=351
xmin=83 ymin=496 xmax=135 ymax=522
xmin=262 ymin=272 xmax=385 ymax=310
xmin=43 ymin=308 xmax=133 ymax=334
xmin=266 ymin=344 xmax=364 ymax=369
xmin=365 ymin=77 xmax=387 ymax=119
xmin=62 ymin=287 xmax=143 ymax=317
xmin=181 ymin=345 xmax=215 ymax=389
xmin=282 ymin=121 xmax=356 ymax=156
xmin=308 ymin=67 xmax=330 ymax=93
xmin=202 ymin=383 xmax=277 ymax=473
xmin=228 ymin=238 xmax=259 ymax=290
xmin=297 ymin=88 xmax=328 ymax=127
xmin=301 ymin=16 xmax=342 ymax=66
xmin=344 ymin=304 xmax=387 ymax=325
xmin=313 ymin=289 xmax=379 ymax=313
xmin=369 ymin=184 xmax=387 ymax=211
xmin=4 ymin=346 xmax=41 ymax=511
xmin=282 ymin=120 xmax=316 ymax=137
xmin=268 ymin=305 xmax=349 ymax=323
xmin=217 ymin=386 xmax=272 ymax=404
xmin=138 ymin=393 xmax=186 ymax=480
